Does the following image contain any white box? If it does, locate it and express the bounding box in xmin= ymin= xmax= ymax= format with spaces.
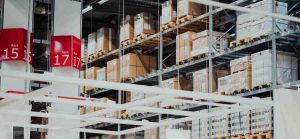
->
xmin=87 ymin=32 xmax=97 ymax=55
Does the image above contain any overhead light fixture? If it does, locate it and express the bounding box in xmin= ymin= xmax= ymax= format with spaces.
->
xmin=98 ymin=0 xmax=109 ymax=5
xmin=82 ymin=5 xmax=93 ymax=14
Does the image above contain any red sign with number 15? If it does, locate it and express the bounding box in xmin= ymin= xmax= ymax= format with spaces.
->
xmin=50 ymin=36 xmax=81 ymax=70
xmin=0 ymin=28 xmax=33 ymax=64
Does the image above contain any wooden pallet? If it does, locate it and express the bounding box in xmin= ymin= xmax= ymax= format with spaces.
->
xmin=160 ymin=21 xmax=176 ymax=31
xmin=212 ymin=137 xmax=230 ymax=139
xmin=133 ymin=33 xmax=151 ymax=42
xmin=85 ymin=88 xmax=97 ymax=94
xmin=229 ymin=37 xmax=253 ymax=48
xmin=120 ymin=39 xmax=133 ymax=47
xmin=231 ymin=134 xmax=250 ymax=139
xmin=96 ymin=50 xmax=108 ymax=57
xmin=191 ymin=53 xmax=208 ymax=60
xmin=176 ymin=15 xmax=218 ymax=33
xmin=231 ymin=88 xmax=250 ymax=95
xmin=88 ymin=54 xmax=96 ymax=60
xmin=250 ymin=131 xmax=272 ymax=139
xmin=252 ymin=84 xmax=271 ymax=90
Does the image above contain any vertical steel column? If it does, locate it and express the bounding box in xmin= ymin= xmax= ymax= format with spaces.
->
xmin=0 ymin=0 xmax=3 ymax=29
xmin=117 ymin=0 xmax=123 ymax=138
xmin=208 ymin=5 xmax=213 ymax=139
xmin=271 ymin=0 xmax=277 ymax=89
xmin=158 ymin=1 xmax=163 ymax=138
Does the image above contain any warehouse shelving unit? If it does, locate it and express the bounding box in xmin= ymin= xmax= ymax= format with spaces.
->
xmin=1 ymin=0 xmax=300 ymax=139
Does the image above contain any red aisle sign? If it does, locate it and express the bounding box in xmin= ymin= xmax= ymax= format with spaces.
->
xmin=0 ymin=28 xmax=33 ymax=64
xmin=50 ymin=36 xmax=81 ymax=70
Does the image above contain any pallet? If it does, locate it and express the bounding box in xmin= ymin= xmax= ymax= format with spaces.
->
xmin=231 ymin=134 xmax=250 ymax=139
xmin=191 ymin=53 xmax=208 ymax=60
xmin=252 ymin=84 xmax=271 ymax=90
xmin=229 ymin=37 xmax=252 ymax=48
xmin=121 ymin=77 xmax=135 ymax=82
xmin=231 ymin=88 xmax=250 ymax=95
xmin=176 ymin=15 xmax=218 ymax=33
xmin=96 ymin=50 xmax=108 ymax=57
xmin=250 ymin=131 xmax=272 ymax=139
xmin=160 ymin=21 xmax=176 ymax=31
xmin=212 ymin=137 xmax=230 ymax=139
xmin=133 ymin=33 xmax=152 ymax=42
xmin=120 ymin=39 xmax=133 ymax=47
xmin=87 ymin=54 xmax=96 ymax=60
xmin=85 ymin=88 xmax=97 ymax=94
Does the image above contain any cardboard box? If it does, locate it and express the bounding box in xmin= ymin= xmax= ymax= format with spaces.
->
xmin=161 ymin=77 xmax=193 ymax=91
xmin=145 ymin=128 xmax=159 ymax=139
xmin=80 ymin=70 xmax=86 ymax=93
xmin=85 ymin=67 xmax=100 ymax=91
xmin=87 ymin=32 xmax=97 ymax=55
xmin=161 ymin=0 xmax=177 ymax=25
xmin=134 ymin=12 xmax=157 ymax=36
xmin=191 ymin=30 xmax=229 ymax=57
xmin=177 ymin=0 xmax=206 ymax=18
xmin=230 ymin=56 xmax=251 ymax=74
xmin=193 ymin=68 xmax=228 ymax=93
xmin=230 ymin=104 xmax=251 ymax=135
xmin=210 ymin=107 xmax=230 ymax=138
xmin=176 ymin=31 xmax=195 ymax=63
xmin=96 ymin=27 xmax=117 ymax=52
xmin=120 ymin=15 xmax=134 ymax=42
xmin=107 ymin=59 xmax=120 ymax=82
xmin=96 ymin=67 xmax=106 ymax=81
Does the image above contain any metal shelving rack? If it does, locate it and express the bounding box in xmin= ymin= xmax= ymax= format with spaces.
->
xmin=80 ymin=0 xmax=300 ymax=138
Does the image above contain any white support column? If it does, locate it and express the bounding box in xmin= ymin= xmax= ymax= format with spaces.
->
xmin=47 ymin=0 xmax=81 ymax=139
xmin=0 ymin=0 xmax=33 ymax=139
xmin=274 ymin=88 xmax=300 ymax=138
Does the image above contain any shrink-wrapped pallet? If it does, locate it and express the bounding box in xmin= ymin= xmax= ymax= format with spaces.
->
xmin=85 ymin=67 xmax=100 ymax=91
xmin=177 ymin=0 xmax=206 ymax=19
xmin=191 ymin=30 xmax=229 ymax=57
xmin=120 ymin=53 xmax=156 ymax=80
xmin=134 ymin=12 xmax=156 ymax=36
xmin=193 ymin=68 xmax=228 ymax=93
xmin=87 ymin=32 xmax=97 ymax=55
xmin=120 ymin=15 xmax=134 ymax=42
xmin=218 ymin=69 xmax=252 ymax=95
xmin=251 ymin=97 xmax=273 ymax=133
xmin=96 ymin=67 xmax=106 ymax=81
xmin=161 ymin=0 xmax=177 ymax=25
xmin=230 ymin=105 xmax=251 ymax=135
xmin=210 ymin=107 xmax=230 ymax=138
xmin=107 ymin=59 xmax=119 ymax=82
xmin=192 ymin=109 xmax=210 ymax=139
xmin=251 ymin=50 xmax=298 ymax=87
xmin=236 ymin=0 xmax=288 ymax=39
xmin=176 ymin=31 xmax=195 ymax=63
xmin=96 ymin=27 xmax=117 ymax=52
xmin=230 ymin=56 xmax=251 ymax=74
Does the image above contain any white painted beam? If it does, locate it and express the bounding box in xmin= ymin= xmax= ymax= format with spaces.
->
xmin=191 ymin=0 xmax=300 ymax=23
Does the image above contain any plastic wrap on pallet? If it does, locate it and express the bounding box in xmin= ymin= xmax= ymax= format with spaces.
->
xmin=107 ymin=59 xmax=119 ymax=82
xmin=125 ymin=131 xmax=144 ymax=139
xmin=176 ymin=31 xmax=195 ymax=63
xmin=177 ymin=0 xmax=206 ymax=19
xmin=96 ymin=67 xmax=106 ymax=81
xmin=210 ymin=107 xmax=230 ymax=138
xmin=161 ymin=77 xmax=193 ymax=91
xmin=230 ymin=56 xmax=251 ymax=74
xmin=251 ymin=50 xmax=298 ymax=87
xmin=87 ymin=32 xmax=97 ymax=55
xmin=191 ymin=30 xmax=229 ymax=57
xmin=236 ymin=0 xmax=288 ymax=39
xmin=134 ymin=12 xmax=157 ymax=36
xmin=193 ymin=68 xmax=228 ymax=93
xmin=230 ymin=104 xmax=251 ymax=135
xmin=120 ymin=15 xmax=134 ymax=42
xmin=251 ymin=97 xmax=273 ymax=133
xmin=96 ymin=27 xmax=117 ymax=52
xmin=218 ymin=69 xmax=251 ymax=95
xmin=161 ymin=0 xmax=177 ymax=25
xmin=198 ymin=109 xmax=210 ymax=139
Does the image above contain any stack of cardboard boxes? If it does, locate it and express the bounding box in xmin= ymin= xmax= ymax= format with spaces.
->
xmin=176 ymin=31 xmax=195 ymax=63
xmin=120 ymin=15 xmax=134 ymax=43
xmin=161 ymin=0 xmax=177 ymax=25
xmin=177 ymin=0 xmax=207 ymax=19
xmin=85 ymin=67 xmax=100 ymax=92
xmin=96 ymin=27 xmax=117 ymax=52
xmin=96 ymin=67 xmax=107 ymax=81
xmin=120 ymin=53 xmax=156 ymax=80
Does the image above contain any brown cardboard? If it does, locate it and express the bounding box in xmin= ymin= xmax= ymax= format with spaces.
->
xmin=120 ymin=15 xmax=134 ymax=42
xmin=134 ymin=12 xmax=157 ymax=36
xmin=161 ymin=0 xmax=177 ymax=25
xmin=107 ymin=59 xmax=120 ymax=82
xmin=177 ymin=0 xmax=206 ymax=18
xmin=176 ymin=31 xmax=195 ymax=63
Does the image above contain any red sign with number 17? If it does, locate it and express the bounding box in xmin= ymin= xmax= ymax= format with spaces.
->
xmin=50 ymin=36 xmax=81 ymax=70
xmin=0 ymin=28 xmax=33 ymax=64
